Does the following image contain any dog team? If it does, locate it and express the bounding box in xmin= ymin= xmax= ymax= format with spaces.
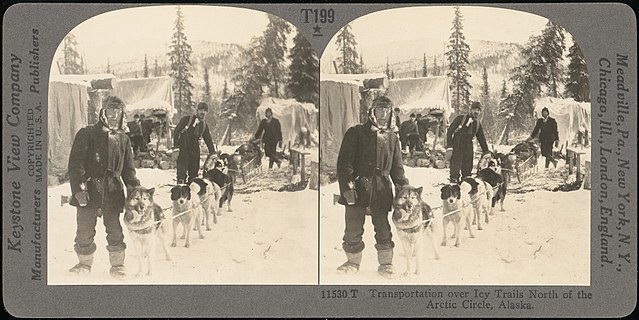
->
xmin=390 ymin=151 xmax=512 ymax=277
xmin=123 ymin=154 xmax=236 ymax=277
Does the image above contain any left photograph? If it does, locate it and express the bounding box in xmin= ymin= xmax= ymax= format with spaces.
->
xmin=47 ymin=5 xmax=320 ymax=285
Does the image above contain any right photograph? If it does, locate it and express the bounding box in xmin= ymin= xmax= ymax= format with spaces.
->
xmin=319 ymin=6 xmax=591 ymax=285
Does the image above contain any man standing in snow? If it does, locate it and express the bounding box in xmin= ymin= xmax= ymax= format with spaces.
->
xmin=446 ymin=101 xmax=489 ymax=183
xmin=336 ymin=95 xmax=409 ymax=278
xmin=173 ymin=102 xmax=217 ymax=184
xmin=527 ymin=107 xmax=559 ymax=168
xmin=67 ymin=96 xmax=140 ymax=279
xmin=254 ymin=107 xmax=283 ymax=169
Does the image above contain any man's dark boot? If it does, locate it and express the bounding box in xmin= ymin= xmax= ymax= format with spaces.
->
xmin=336 ymin=251 xmax=362 ymax=275
xmin=377 ymin=248 xmax=394 ymax=279
xmin=69 ymin=253 xmax=93 ymax=274
xmin=109 ymin=250 xmax=126 ymax=280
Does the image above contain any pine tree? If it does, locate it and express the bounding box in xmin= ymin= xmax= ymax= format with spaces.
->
xmin=61 ymin=33 xmax=84 ymax=74
xmin=500 ymin=80 xmax=508 ymax=99
xmin=498 ymin=34 xmax=547 ymax=143
xmin=479 ymin=66 xmax=496 ymax=142
xmin=230 ymin=36 xmax=268 ymax=133
xmin=106 ymin=58 xmax=111 ymax=74
xmin=385 ymin=57 xmax=391 ymax=79
xmin=202 ymin=66 xmax=211 ymax=103
xmin=143 ymin=54 xmax=149 ymax=78
xmin=432 ymin=56 xmax=440 ymax=76
xmin=391 ymin=70 xmax=395 ymax=79
xmin=422 ymin=53 xmax=428 ymax=77
xmin=222 ymin=79 xmax=229 ymax=100
xmin=262 ymin=14 xmax=291 ymax=98
xmin=564 ymin=41 xmax=589 ymax=102
xmin=288 ymin=30 xmax=319 ymax=106
xmin=153 ymin=57 xmax=160 ymax=76
xmin=168 ymin=6 xmax=195 ymax=119
xmin=445 ymin=6 xmax=472 ymax=114
xmin=335 ymin=23 xmax=360 ymax=74
xmin=359 ymin=55 xmax=366 ymax=74
xmin=540 ymin=21 xmax=566 ymax=97
xmin=481 ymin=66 xmax=489 ymax=98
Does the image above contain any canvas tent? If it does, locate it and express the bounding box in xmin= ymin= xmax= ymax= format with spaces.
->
xmin=256 ymin=97 xmax=318 ymax=148
xmin=319 ymin=77 xmax=361 ymax=169
xmin=112 ymin=76 xmax=174 ymax=118
xmin=386 ymin=75 xmax=452 ymax=122
xmin=48 ymin=77 xmax=91 ymax=177
xmin=533 ymin=97 xmax=591 ymax=145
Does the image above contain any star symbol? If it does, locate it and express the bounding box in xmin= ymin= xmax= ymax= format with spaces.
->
xmin=313 ymin=24 xmax=322 ymax=36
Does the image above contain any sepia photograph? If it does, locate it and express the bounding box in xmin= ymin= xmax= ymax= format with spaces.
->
xmin=319 ymin=6 xmax=591 ymax=285
xmin=46 ymin=5 xmax=320 ymax=285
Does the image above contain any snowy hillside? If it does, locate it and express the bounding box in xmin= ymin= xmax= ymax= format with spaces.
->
xmin=320 ymin=154 xmax=590 ymax=285
xmin=48 ymin=149 xmax=319 ymax=285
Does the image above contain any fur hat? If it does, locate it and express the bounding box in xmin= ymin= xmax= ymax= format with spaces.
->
xmin=99 ymin=96 xmax=126 ymax=131
xmin=197 ymin=102 xmax=209 ymax=111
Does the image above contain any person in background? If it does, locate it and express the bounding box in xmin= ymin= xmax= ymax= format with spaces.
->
xmin=254 ymin=107 xmax=283 ymax=169
xmin=399 ymin=113 xmax=420 ymax=154
xmin=336 ymin=95 xmax=409 ymax=279
xmin=527 ymin=106 xmax=559 ymax=168
xmin=446 ymin=101 xmax=489 ymax=183
xmin=67 ymin=95 xmax=140 ymax=279
xmin=127 ymin=114 xmax=144 ymax=155
xmin=173 ymin=102 xmax=217 ymax=184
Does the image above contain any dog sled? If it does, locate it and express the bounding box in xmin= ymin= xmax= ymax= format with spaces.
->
xmin=233 ymin=140 xmax=263 ymax=183
xmin=509 ymin=141 xmax=540 ymax=183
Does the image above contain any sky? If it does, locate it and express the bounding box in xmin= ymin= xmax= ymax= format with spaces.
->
xmin=53 ymin=5 xmax=271 ymax=71
xmin=348 ymin=6 xmax=550 ymax=45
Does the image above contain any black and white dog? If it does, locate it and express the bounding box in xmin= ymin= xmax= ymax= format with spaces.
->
xmin=204 ymin=158 xmax=235 ymax=213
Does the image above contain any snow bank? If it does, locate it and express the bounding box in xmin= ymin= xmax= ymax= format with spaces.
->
xmin=48 ymin=167 xmax=318 ymax=285
xmin=320 ymin=162 xmax=590 ymax=285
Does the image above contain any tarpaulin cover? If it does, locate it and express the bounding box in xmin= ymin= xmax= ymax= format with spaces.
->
xmin=534 ymin=97 xmax=591 ymax=145
xmin=48 ymin=80 xmax=90 ymax=176
xmin=256 ymin=97 xmax=318 ymax=148
xmin=386 ymin=76 xmax=452 ymax=122
xmin=319 ymin=80 xmax=360 ymax=169
xmin=112 ymin=76 xmax=174 ymax=117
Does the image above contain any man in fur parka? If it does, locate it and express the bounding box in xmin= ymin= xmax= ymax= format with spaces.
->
xmin=67 ymin=95 xmax=140 ymax=279
xmin=336 ymin=95 xmax=409 ymax=278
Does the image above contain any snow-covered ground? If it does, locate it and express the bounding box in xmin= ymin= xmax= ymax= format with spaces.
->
xmin=320 ymin=155 xmax=590 ymax=285
xmin=48 ymin=147 xmax=319 ymax=285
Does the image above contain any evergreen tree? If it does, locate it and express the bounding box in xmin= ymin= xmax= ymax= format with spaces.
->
xmin=540 ymin=21 xmax=566 ymax=97
xmin=106 ymin=58 xmax=111 ymax=74
xmin=445 ymin=6 xmax=472 ymax=114
xmin=479 ymin=66 xmax=497 ymax=142
xmin=432 ymin=56 xmax=440 ymax=76
xmin=202 ymin=66 xmax=211 ymax=103
xmin=262 ymin=14 xmax=291 ymax=98
xmin=168 ymin=6 xmax=195 ymax=119
xmin=222 ymin=79 xmax=229 ymax=100
xmin=500 ymin=80 xmax=508 ymax=99
xmin=230 ymin=36 xmax=268 ymax=133
xmin=153 ymin=57 xmax=160 ymax=76
xmin=143 ymin=54 xmax=149 ymax=78
xmin=564 ymin=41 xmax=589 ymax=102
xmin=498 ymin=34 xmax=547 ymax=143
xmin=61 ymin=33 xmax=84 ymax=74
xmin=391 ymin=70 xmax=395 ymax=79
xmin=287 ymin=30 xmax=319 ymax=106
xmin=422 ymin=53 xmax=428 ymax=77
xmin=481 ymin=66 xmax=489 ymax=97
xmin=335 ymin=23 xmax=360 ymax=74
xmin=359 ymin=55 xmax=366 ymax=74
xmin=385 ymin=57 xmax=391 ymax=79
